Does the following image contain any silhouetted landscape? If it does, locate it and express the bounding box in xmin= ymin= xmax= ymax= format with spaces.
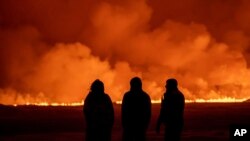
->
xmin=1 ymin=103 xmax=250 ymax=141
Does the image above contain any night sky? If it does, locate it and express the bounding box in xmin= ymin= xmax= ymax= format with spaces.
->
xmin=1 ymin=0 xmax=250 ymax=104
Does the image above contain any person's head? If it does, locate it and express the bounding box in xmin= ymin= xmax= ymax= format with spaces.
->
xmin=130 ymin=77 xmax=142 ymax=91
xmin=166 ymin=78 xmax=178 ymax=91
xmin=90 ymin=79 xmax=104 ymax=94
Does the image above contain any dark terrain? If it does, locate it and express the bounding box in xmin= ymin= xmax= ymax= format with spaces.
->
xmin=1 ymin=103 xmax=250 ymax=141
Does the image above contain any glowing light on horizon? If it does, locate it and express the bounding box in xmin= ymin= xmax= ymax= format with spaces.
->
xmin=13 ymin=102 xmax=84 ymax=107
xmin=184 ymin=97 xmax=247 ymax=103
xmin=10 ymin=97 xmax=249 ymax=106
xmin=115 ymin=97 xmax=248 ymax=104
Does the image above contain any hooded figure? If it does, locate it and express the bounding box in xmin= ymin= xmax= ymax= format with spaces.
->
xmin=156 ymin=78 xmax=185 ymax=141
xmin=122 ymin=77 xmax=151 ymax=141
xmin=83 ymin=79 xmax=114 ymax=141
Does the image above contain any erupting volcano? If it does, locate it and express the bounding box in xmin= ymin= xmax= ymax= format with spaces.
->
xmin=1 ymin=0 xmax=250 ymax=105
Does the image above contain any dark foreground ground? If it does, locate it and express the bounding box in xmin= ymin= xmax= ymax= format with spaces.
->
xmin=1 ymin=103 xmax=250 ymax=141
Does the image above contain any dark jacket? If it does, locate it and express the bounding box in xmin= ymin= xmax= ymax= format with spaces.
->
xmin=158 ymin=89 xmax=185 ymax=127
xmin=122 ymin=90 xmax=151 ymax=131
xmin=83 ymin=92 xmax=114 ymax=130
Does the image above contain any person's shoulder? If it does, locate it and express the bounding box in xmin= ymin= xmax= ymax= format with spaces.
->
xmin=142 ymin=91 xmax=150 ymax=99
xmin=142 ymin=90 xmax=149 ymax=95
xmin=84 ymin=92 xmax=93 ymax=101
xmin=177 ymin=90 xmax=185 ymax=99
xmin=122 ymin=91 xmax=131 ymax=101
xmin=104 ymin=93 xmax=112 ymax=99
xmin=124 ymin=91 xmax=131 ymax=96
xmin=178 ymin=90 xmax=184 ymax=96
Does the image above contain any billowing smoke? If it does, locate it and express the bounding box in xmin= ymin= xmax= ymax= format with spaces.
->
xmin=1 ymin=0 xmax=250 ymax=104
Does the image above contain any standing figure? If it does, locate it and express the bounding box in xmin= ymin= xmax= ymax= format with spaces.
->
xmin=122 ymin=77 xmax=151 ymax=141
xmin=156 ymin=78 xmax=185 ymax=141
xmin=83 ymin=79 xmax=114 ymax=141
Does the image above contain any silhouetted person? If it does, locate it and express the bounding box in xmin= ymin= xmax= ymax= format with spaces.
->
xmin=122 ymin=77 xmax=151 ymax=141
xmin=83 ymin=79 xmax=114 ymax=141
xmin=156 ymin=78 xmax=185 ymax=141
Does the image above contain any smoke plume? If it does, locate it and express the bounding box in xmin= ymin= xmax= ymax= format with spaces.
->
xmin=1 ymin=0 xmax=250 ymax=104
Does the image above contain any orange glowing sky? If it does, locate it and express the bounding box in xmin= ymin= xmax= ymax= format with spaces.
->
xmin=0 ymin=0 xmax=250 ymax=104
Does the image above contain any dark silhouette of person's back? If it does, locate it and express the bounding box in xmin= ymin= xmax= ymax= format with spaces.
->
xmin=122 ymin=77 xmax=151 ymax=141
xmin=83 ymin=79 xmax=114 ymax=141
xmin=156 ymin=78 xmax=185 ymax=141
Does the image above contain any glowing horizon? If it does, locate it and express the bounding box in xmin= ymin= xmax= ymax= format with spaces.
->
xmin=5 ymin=97 xmax=248 ymax=107
xmin=1 ymin=0 xmax=250 ymax=104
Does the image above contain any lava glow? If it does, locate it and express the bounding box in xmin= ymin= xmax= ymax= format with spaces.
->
xmin=184 ymin=97 xmax=247 ymax=103
xmin=13 ymin=97 xmax=248 ymax=107
xmin=13 ymin=102 xmax=84 ymax=107
xmin=1 ymin=0 xmax=250 ymax=105
xmin=115 ymin=98 xmax=247 ymax=104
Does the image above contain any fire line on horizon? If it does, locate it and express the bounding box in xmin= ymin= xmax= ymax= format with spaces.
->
xmin=1 ymin=0 xmax=250 ymax=105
